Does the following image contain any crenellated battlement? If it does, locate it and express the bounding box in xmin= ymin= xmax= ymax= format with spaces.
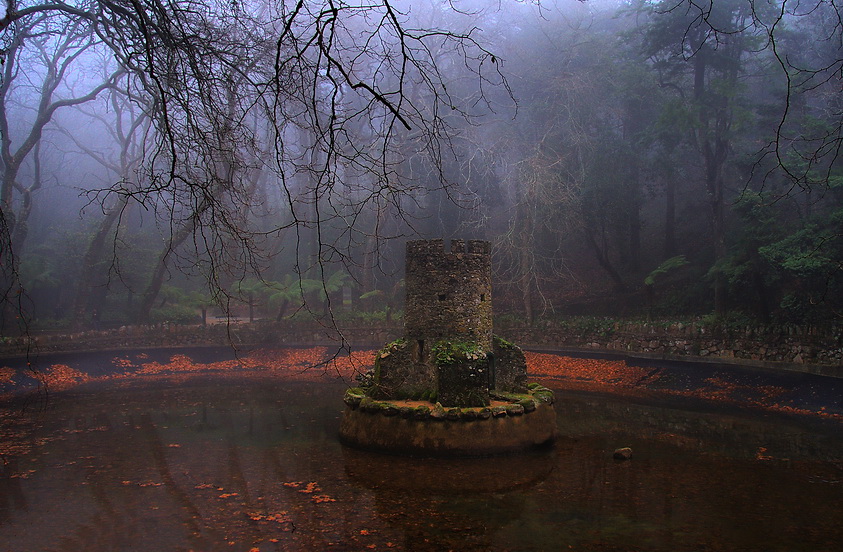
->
xmin=406 ymin=239 xmax=491 ymax=258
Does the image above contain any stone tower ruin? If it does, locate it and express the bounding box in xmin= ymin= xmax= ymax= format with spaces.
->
xmin=405 ymin=239 xmax=493 ymax=357
xmin=372 ymin=239 xmax=527 ymax=407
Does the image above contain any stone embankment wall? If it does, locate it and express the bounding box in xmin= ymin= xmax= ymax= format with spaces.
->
xmin=2 ymin=319 xmax=841 ymax=377
xmin=498 ymin=321 xmax=843 ymax=378
xmin=0 ymin=322 xmax=400 ymax=358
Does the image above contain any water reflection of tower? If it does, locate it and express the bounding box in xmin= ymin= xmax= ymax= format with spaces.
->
xmin=342 ymin=445 xmax=554 ymax=549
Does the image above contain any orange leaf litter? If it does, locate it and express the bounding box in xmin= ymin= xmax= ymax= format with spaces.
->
xmin=2 ymin=346 xmax=838 ymax=421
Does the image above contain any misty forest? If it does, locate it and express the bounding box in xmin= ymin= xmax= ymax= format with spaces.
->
xmin=2 ymin=0 xmax=842 ymax=335
xmin=4 ymin=3 xmax=843 ymax=550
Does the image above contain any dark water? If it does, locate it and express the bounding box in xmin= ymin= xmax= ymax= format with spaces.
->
xmin=1 ymin=376 xmax=842 ymax=551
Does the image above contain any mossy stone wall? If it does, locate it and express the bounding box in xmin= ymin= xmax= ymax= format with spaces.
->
xmin=492 ymin=337 xmax=528 ymax=393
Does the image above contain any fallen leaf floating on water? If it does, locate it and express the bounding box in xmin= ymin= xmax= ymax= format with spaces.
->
xmin=298 ymin=481 xmax=320 ymax=494
xmin=41 ymin=364 xmax=90 ymax=390
xmin=0 ymin=367 xmax=15 ymax=384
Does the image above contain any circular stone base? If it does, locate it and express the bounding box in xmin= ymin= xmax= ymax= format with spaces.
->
xmin=339 ymin=402 xmax=558 ymax=457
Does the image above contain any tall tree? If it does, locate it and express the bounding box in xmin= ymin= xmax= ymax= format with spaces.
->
xmin=59 ymin=80 xmax=152 ymax=329
xmin=0 ymin=12 xmax=120 ymax=332
xmin=637 ymin=0 xmax=765 ymax=313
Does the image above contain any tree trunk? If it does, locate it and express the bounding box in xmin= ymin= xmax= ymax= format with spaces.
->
xmin=586 ymin=229 xmax=628 ymax=293
xmin=275 ymin=299 xmax=289 ymax=322
xmin=137 ymin=218 xmax=197 ymax=324
xmin=704 ymin=136 xmax=729 ymax=315
xmin=71 ymin=197 xmax=127 ymax=330
xmin=664 ymin=177 xmax=677 ymax=258
xmin=628 ymin=203 xmax=641 ymax=273
xmin=520 ymin=245 xmax=534 ymax=325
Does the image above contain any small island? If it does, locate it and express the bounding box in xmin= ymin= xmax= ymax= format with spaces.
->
xmin=339 ymin=239 xmax=557 ymax=456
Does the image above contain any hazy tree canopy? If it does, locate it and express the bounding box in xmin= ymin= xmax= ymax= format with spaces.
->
xmin=1 ymin=0 xmax=509 ymax=332
xmin=1 ymin=0 xmax=842 ymax=334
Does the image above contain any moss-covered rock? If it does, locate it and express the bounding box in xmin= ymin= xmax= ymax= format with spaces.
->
xmin=518 ymin=398 xmax=537 ymax=412
xmin=359 ymin=396 xmax=378 ymax=413
xmin=506 ymin=404 xmax=525 ymax=416
xmin=491 ymin=405 xmax=508 ymax=418
xmin=430 ymin=402 xmax=446 ymax=420
xmin=343 ymin=387 xmax=366 ymax=409
xmin=460 ymin=408 xmax=478 ymax=420
xmin=413 ymin=405 xmax=431 ymax=420
xmin=533 ymin=388 xmax=555 ymax=405
xmin=431 ymin=339 xmax=485 ymax=364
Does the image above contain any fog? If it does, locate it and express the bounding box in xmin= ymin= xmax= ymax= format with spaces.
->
xmin=1 ymin=0 xmax=841 ymax=333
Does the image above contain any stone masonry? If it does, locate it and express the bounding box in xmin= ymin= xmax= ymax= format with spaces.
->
xmin=373 ymin=239 xmax=528 ymax=406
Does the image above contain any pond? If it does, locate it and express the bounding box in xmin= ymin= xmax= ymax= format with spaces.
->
xmin=1 ymin=349 xmax=842 ymax=551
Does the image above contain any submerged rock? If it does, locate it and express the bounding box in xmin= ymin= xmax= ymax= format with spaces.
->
xmin=613 ymin=447 xmax=633 ymax=460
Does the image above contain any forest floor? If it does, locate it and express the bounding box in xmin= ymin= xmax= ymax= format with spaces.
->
xmin=1 ymin=346 xmax=841 ymax=424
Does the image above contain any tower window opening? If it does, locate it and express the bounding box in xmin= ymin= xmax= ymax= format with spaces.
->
xmin=417 ymin=340 xmax=425 ymax=361
xmin=480 ymin=294 xmax=485 ymax=302
xmin=438 ymin=293 xmax=447 ymax=301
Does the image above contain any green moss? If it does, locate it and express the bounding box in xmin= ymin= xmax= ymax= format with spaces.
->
xmin=533 ymin=388 xmax=555 ymax=405
xmin=493 ymin=335 xmax=518 ymax=350
xmin=490 ymin=385 xmax=554 ymax=407
xmin=381 ymin=337 xmax=407 ymax=353
xmin=505 ymin=404 xmax=525 ymax=416
xmin=518 ymin=398 xmax=537 ymax=412
xmin=343 ymin=388 xmax=365 ymax=408
xmin=431 ymin=339 xmax=485 ymax=365
xmin=491 ymin=405 xmax=508 ymax=417
xmin=359 ymin=396 xmax=377 ymax=412
xmin=490 ymin=390 xmax=531 ymax=402
xmin=460 ymin=408 xmax=479 ymax=420
xmin=413 ymin=405 xmax=431 ymax=420
xmin=374 ymin=337 xmax=408 ymax=385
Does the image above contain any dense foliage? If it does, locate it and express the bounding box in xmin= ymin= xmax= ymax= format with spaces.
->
xmin=1 ymin=0 xmax=841 ymax=333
